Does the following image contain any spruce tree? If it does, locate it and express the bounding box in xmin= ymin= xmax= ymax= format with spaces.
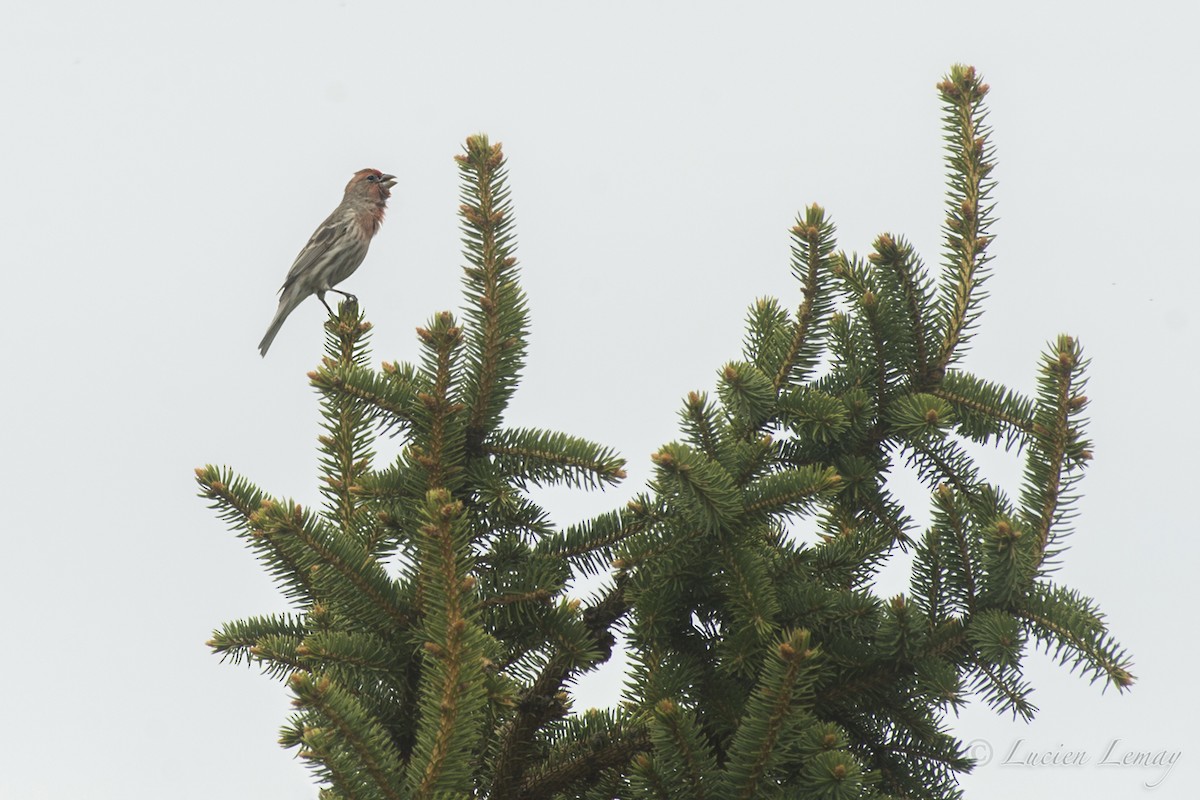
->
xmin=198 ymin=65 xmax=1132 ymax=799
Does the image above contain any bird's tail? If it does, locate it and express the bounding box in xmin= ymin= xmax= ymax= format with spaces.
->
xmin=258 ymin=293 xmax=304 ymax=357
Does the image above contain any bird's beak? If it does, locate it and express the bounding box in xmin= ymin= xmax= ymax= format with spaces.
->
xmin=380 ymin=174 xmax=397 ymax=189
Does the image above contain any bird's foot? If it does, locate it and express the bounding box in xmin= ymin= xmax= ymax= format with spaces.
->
xmin=330 ymin=290 xmax=358 ymax=313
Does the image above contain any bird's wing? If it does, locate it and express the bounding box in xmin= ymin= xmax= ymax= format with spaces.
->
xmin=279 ymin=211 xmax=348 ymax=293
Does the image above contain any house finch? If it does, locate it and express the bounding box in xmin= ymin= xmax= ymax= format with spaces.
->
xmin=258 ymin=168 xmax=397 ymax=356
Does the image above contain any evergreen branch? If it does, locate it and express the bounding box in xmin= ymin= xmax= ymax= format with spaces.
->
xmin=407 ymin=491 xmax=488 ymax=799
xmin=834 ymin=252 xmax=891 ymax=405
xmin=885 ymin=741 xmax=973 ymax=787
xmin=978 ymin=513 xmax=1038 ymax=607
xmin=614 ymin=529 xmax=685 ymax=574
xmin=877 ymin=594 xmax=928 ymax=664
xmin=315 ymin=303 xmax=377 ymax=542
xmin=308 ymin=360 xmax=419 ymax=434
xmin=718 ymin=361 xmax=776 ymax=436
xmin=296 ymin=630 xmax=401 ymax=674
xmin=931 ymin=370 xmax=1036 ymax=447
xmin=1015 ymin=584 xmax=1135 ymax=690
xmin=731 ymin=433 xmax=777 ymax=488
xmin=925 ymin=617 xmax=970 ymax=661
xmin=776 ymin=387 xmax=850 ymax=445
xmin=630 ymin=751 xmax=675 ymax=800
xmin=194 ymin=464 xmax=266 ymax=533
xmin=650 ymin=442 xmax=741 ymax=536
xmin=774 ymin=204 xmax=837 ymax=392
xmin=478 ymin=588 xmax=554 ymax=609
xmin=935 ymin=65 xmax=997 ymax=371
xmin=1020 ymin=335 xmax=1090 ymax=570
xmin=914 ymin=656 xmax=964 ymax=710
xmin=865 ymin=294 xmax=890 ymax=407
xmin=289 ymin=714 xmax=369 ymax=800
xmin=967 ymin=658 xmax=1036 ymax=721
xmin=932 ymin=484 xmax=978 ymax=615
xmin=886 ymin=392 xmax=956 ymax=441
xmin=208 ymin=613 xmax=310 ymax=671
xmin=195 ymin=465 xmax=315 ymax=603
xmin=322 ymin=299 xmax=374 ymax=366
xmin=489 ymin=581 xmax=629 ymax=800
xmin=809 ymin=505 xmax=902 ymax=590
xmin=743 ymin=465 xmax=842 ymax=519
xmin=458 ymin=134 xmax=528 ymax=447
xmin=965 ymin=609 xmax=1025 ymax=671
xmin=536 ymin=498 xmax=660 ymax=577
xmin=870 ymin=233 xmax=936 ymax=383
xmin=680 ymin=391 xmax=726 ymax=462
xmin=714 ymin=538 xmax=780 ymax=660
xmin=794 ymin=748 xmax=868 ymax=798
xmin=412 ymin=312 xmax=467 ymax=494
xmin=645 ymin=699 xmax=720 ymax=800
xmin=518 ymin=720 xmax=651 ymax=800
xmin=820 ymin=312 xmax=871 ymax=396
xmin=835 ymin=714 xmax=968 ymax=800
xmin=208 ymin=614 xmax=309 ymax=655
xmin=856 ymin=483 xmax=917 ymax=550
xmin=721 ymin=629 xmax=820 ymax=799
xmin=289 ymin=671 xmax=406 ymax=800
xmin=251 ymin=635 xmax=307 ymax=680
xmin=474 ymin=541 xmax=570 ymax=667
xmin=251 ymin=498 xmax=413 ymax=630
xmin=484 ymin=426 xmax=627 ymax=490
xmin=900 ymin=437 xmax=982 ymax=497
xmin=912 ymin=530 xmax=948 ymax=625
xmin=306 ymin=751 xmax=362 ymax=800
xmin=464 ymin=462 xmax=557 ymax=543
xmin=489 ymin=663 xmax=571 ymax=800
xmin=744 ymin=297 xmax=790 ymax=392
xmin=816 ymin=663 xmax=901 ymax=709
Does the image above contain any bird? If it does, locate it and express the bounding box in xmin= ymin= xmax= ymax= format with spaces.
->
xmin=258 ymin=168 xmax=397 ymax=356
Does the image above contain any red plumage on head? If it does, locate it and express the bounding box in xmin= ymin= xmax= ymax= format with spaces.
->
xmin=345 ymin=168 xmax=396 ymax=199
xmin=343 ymin=168 xmax=396 ymax=231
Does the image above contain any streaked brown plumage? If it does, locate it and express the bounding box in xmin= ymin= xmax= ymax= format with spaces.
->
xmin=258 ymin=168 xmax=396 ymax=356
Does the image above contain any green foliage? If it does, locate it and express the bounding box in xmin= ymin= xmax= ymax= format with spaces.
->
xmin=201 ymin=136 xmax=629 ymax=799
xmin=199 ymin=68 xmax=1131 ymax=799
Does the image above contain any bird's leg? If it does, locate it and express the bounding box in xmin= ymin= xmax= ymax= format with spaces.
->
xmin=328 ymin=288 xmax=358 ymax=304
xmin=316 ymin=290 xmax=335 ymax=316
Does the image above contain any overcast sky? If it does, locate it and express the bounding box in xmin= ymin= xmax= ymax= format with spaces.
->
xmin=3 ymin=2 xmax=1197 ymax=798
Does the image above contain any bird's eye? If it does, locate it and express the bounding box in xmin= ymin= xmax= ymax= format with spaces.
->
xmin=366 ymin=174 xmax=379 ymax=182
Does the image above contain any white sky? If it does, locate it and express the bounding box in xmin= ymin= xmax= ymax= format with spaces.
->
xmin=2 ymin=2 xmax=1197 ymax=798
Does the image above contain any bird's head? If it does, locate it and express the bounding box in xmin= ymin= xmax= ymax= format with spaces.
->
xmin=346 ymin=168 xmax=397 ymax=204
